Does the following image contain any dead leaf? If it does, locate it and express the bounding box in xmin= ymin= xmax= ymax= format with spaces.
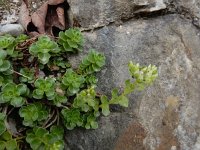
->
xmin=19 ymin=0 xmax=69 ymax=37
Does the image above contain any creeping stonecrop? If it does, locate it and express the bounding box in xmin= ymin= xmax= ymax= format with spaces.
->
xmin=19 ymin=103 xmax=49 ymax=127
xmin=79 ymin=50 xmax=105 ymax=74
xmin=29 ymin=36 xmax=60 ymax=64
xmin=32 ymin=77 xmax=56 ymax=99
xmin=0 ymin=28 xmax=158 ymax=150
xmin=0 ymin=83 xmax=29 ymax=107
xmin=58 ymin=28 xmax=84 ymax=52
xmin=62 ymin=69 xmax=85 ymax=96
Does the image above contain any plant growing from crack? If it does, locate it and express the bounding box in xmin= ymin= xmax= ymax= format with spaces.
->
xmin=0 ymin=29 xmax=158 ymax=149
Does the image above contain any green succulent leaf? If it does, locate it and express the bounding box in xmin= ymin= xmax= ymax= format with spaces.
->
xmin=19 ymin=68 xmax=35 ymax=83
xmin=0 ymin=131 xmax=19 ymax=150
xmin=58 ymin=28 xmax=84 ymax=53
xmin=0 ymin=49 xmax=7 ymax=59
xmin=79 ymin=50 xmax=105 ymax=74
xmin=29 ymin=35 xmax=60 ymax=64
xmin=109 ymin=89 xmax=129 ymax=107
xmin=19 ymin=103 xmax=49 ymax=127
xmin=0 ymin=60 xmax=11 ymax=72
xmin=128 ymin=61 xmax=158 ymax=90
xmin=100 ymin=95 xmax=110 ymax=116
xmin=73 ymin=87 xmax=98 ymax=112
xmin=85 ymin=74 xmax=98 ymax=87
xmin=62 ymin=69 xmax=85 ymax=96
xmin=15 ymin=34 xmax=28 ymax=43
xmin=0 ymin=83 xmax=28 ymax=107
xmin=26 ymin=126 xmax=64 ymax=150
xmin=0 ymin=35 xmax=15 ymax=49
xmin=61 ymin=108 xmax=83 ymax=130
xmin=38 ymin=53 xmax=51 ymax=65
xmin=33 ymin=77 xmax=56 ymax=99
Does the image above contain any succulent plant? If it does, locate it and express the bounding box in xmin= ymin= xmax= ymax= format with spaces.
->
xmin=26 ymin=126 xmax=64 ymax=150
xmin=32 ymin=77 xmax=56 ymax=100
xmin=61 ymin=108 xmax=83 ymax=130
xmin=29 ymin=36 xmax=60 ymax=64
xmin=85 ymin=74 xmax=98 ymax=86
xmin=62 ymin=69 xmax=85 ymax=96
xmin=128 ymin=61 xmax=158 ymax=90
xmin=19 ymin=103 xmax=49 ymax=127
xmin=19 ymin=68 xmax=35 ymax=83
xmin=79 ymin=50 xmax=105 ymax=74
xmin=73 ymin=87 xmax=98 ymax=112
xmin=84 ymin=113 xmax=98 ymax=129
xmin=0 ymin=83 xmax=29 ymax=107
xmin=0 ymin=34 xmax=15 ymax=49
xmin=0 ymin=49 xmax=11 ymax=72
xmin=0 ymin=131 xmax=19 ymax=150
xmin=58 ymin=28 xmax=84 ymax=52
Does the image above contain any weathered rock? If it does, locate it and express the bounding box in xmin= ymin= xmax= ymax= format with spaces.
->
xmin=0 ymin=24 xmax=25 ymax=36
xmin=175 ymin=0 xmax=200 ymax=28
xmin=175 ymin=0 xmax=200 ymax=18
xmin=68 ymin=0 xmax=168 ymax=29
xmin=66 ymin=15 xmax=200 ymax=150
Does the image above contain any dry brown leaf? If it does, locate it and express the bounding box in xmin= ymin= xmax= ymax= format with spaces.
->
xmin=19 ymin=0 xmax=68 ymax=37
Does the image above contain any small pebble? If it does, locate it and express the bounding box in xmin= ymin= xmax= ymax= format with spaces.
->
xmin=0 ymin=24 xmax=25 ymax=36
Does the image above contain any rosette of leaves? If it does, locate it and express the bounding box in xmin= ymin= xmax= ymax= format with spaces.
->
xmin=61 ymin=108 xmax=83 ymax=130
xmin=0 ymin=83 xmax=29 ymax=107
xmin=19 ymin=103 xmax=49 ymax=127
xmin=26 ymin=126 xmax=64 ymax=150
xmin=83 ymin=113 xmax=98 ymax=129
xmin=79 ymin=50 xmax=105 ymax=74
xmin=0 ymin=49 xmax=11 ymax=73
xmin=85 ymin=74 xmax=98 ymax=87
xmin=15 ymin=34 xmax=28 ymax=43
xmin=29 ymin=36 xmax=60 ymax=64
xmin=0 ymin=34 xmax=15 ymax=50
xmin=32 ymin=77 xmax=56 ymax=100
xmin=48 ymin=85 xmax=68 ymax=107
xmin=73 ymin=87 xmax=99 ymax=113
xmin=0 ymin=34 xmax=20 ymax=57
xmin=0 ymin=131 xmax=19 ymax=150
xmin=62 ymin=69 xmax=85 ymax=96
xmin=19 ymin=68 xmax=35 ymax=83
xmin=58 ymin=28 xmax=84 ymax=52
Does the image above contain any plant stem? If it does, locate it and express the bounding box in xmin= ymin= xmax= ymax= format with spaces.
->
xmin=10 ymin=69 xmax=30 ymax=79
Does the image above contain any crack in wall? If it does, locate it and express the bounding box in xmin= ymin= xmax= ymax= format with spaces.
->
xmin=74 ymin=2 xmax=200 ymax=32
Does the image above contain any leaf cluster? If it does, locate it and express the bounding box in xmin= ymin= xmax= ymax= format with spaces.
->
xmin=0 ymin=83 xmax=29 ymax=107
xmin=58 ymin=28 xmax=84 ymax=52
xmin=19 ymin=103 xmax=49 ymax=127
xmin=26 ymin=126 xmax=64 ymax=150
xmin=29 ymin=36 xmax=60 ymax=64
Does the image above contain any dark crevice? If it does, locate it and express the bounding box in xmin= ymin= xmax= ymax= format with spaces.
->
xmin=27 ymin=22 xmax=38 ymax=32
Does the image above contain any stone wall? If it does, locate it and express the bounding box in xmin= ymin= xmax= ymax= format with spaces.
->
xmin=66 ymin=0 xmax=200 ymax=150
xmin=1 ymin=0 xmax=200 ymax=149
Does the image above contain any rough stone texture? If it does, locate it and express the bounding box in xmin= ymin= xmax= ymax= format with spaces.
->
xmin=66 ymin=14 xmax=200 ymax=150
xmin=0 ymin=24 xmax=24 ymax=36
xmin=1 ymin=0 xmax=200 ymax=150
xmin=175 ymin=0 xmax=200 ymax=18
xmin=68 ymin=0 xmax=168 ymax=29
